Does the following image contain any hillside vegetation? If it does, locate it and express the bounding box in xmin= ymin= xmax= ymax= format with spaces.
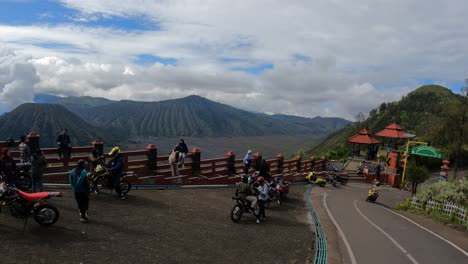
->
xmin=311 ymin=85 xmax=468 ymax=167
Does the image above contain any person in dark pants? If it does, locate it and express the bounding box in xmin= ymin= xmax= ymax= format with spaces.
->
xmin=57 ymin=128 xmax=72 ymax=159
xmin=108 ymin=146 xmax=125 ymax=199
xmin=31 ymin=149 xmax=47 ymax=192
xmin=375 ymin=164 xmax=381 ymax=181
xmin=256 ymin=177 xmax=268 ymax=221
xmin=0 ymin=148 xmax=16 ymax=186
xmin=69 ymin=159 xmax=90 ymax=223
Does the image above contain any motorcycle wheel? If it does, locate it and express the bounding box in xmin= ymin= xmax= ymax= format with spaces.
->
xmin=33 ymin=204 xmax=59 ymax=226
xmin=230 ymin=204 xmax=243 ymax=223
xmin=120 ymin=180 xmax=131 ymax=195
xmin=341 ymin=179 xmax=348 ymax=185
xmin=15 ymin=173 xmax=32 ymax=191
xmin=319 ymin=182 xmax=326 ymax=187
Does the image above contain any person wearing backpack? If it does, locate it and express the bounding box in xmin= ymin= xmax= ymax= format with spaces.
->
xmin=169 ymin=147 xmax=180 ymax=176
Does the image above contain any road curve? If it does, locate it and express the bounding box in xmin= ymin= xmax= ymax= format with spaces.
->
xmin=321 ymin=184 xmax=468 ymax=264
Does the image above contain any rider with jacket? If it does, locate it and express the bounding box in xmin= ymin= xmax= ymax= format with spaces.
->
xmin=108 ymin=147 xmax=125 ymax=199
xmin=0 ymin=148 xmax=16 ymax=186
xmin=235 ymin=175 xmax=260 ymax=223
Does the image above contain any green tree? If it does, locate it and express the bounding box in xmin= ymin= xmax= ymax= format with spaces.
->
xmin=406 ymin=161 xmax=430 ymax=195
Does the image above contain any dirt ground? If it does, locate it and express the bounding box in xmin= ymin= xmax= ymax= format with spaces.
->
xmin=0 ymin=185 xmax=314 ymax=264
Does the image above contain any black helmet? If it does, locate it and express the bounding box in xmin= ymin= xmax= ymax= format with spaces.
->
xmin=375 ymin=181 xmax=381 ymax=186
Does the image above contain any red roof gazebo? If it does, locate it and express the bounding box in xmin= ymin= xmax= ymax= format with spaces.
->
xmin=375 ymin=123 xmax=413 ymax=139
xmin=347 ymin=129 xmax=380 ymax=159
xmin=347 ymin=129 xmax=381 ymax=145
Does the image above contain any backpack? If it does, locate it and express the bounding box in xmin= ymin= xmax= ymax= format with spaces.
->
xmin=168 ymin=151 xmax=177 ymax=164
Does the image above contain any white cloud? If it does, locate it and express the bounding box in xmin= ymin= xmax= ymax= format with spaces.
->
xmin=0 ymin=0 xmax=467 ymax=119
xmin=0 ymin=47 xmax=39 ymax=109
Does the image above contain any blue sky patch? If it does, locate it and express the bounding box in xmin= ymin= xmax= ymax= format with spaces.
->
xmin=292 ymin=54 xmax=312 ymax=62
xmin=0 ymin=0 xmax=157 ymax=31
xmin=231 ymin=63 xmax=274 ymax=75
xmin=134 ymin=54 xmax=177 ymax=66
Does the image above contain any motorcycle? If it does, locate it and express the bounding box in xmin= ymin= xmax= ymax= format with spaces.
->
xmin=306 ymin=172 xmax=326 ymax=187
xmin=325 ymin=173 xmax=338 ymax=187
xmin=15 ymin=163 xmax=32 ymax=191
xmin=0 ymin=179 xmax=61 ymax=226
xmin=366 ymin=187 xmax=379 ymax=202
xmin=333 ymin=173 xmax=348 ymax=185
xmin=230 ymin=196 xmax=259 ymax=223
xmin=88 ymin=161 xmax=131 ymax=196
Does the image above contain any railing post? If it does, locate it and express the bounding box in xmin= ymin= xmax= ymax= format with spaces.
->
xmin=295 ymin=155 xmax=302 ymax=172
xmin=226 ymin=151 xmax=236 ymax=175
xmin=276 ymin=154 xmax=284 ymax=174
xmin=28 ymin=131 xmax=40 ymax=154
xmin=146 ymin=144 xmax=157 ymax=174
xmin=254 ymin=152 xmax=262 ymax=171
xmin=190 ymin=148 xmax=201 ymax=175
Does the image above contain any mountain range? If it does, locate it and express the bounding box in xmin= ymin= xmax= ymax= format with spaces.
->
xmin=0 ymin=94 xmax=351 ymax=148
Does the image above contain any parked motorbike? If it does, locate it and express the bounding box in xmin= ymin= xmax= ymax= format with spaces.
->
xmin=230 ymin=196 xmax=259 ymax=223
xmin=333 ymin=173 xmax=348 ymax=185
xmin=88 ymin=163 xmax=131 ymax=195
xmin=306 ymin=172 xmax=326 ymax=187
xmin=325 ymin=173 xmax=338 ymax=187
xmin=15 ymin=163 xmax=32 ymax=191
xmin=366 ymin=187 xmax=379 ymax=202
xmin=0 ymin=178 xmax=61 ymax=226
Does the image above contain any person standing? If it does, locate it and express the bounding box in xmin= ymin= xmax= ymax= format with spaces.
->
xmin=69 ymin=159 xmax=90 ymax=223
xmin=18 ymin=135 xmax=31 ymax=164
xmin=243 ymin=150 xmax=252 ymax=174
xmin=108 ymin=147 xmax=125 ymax=199
xmin=0 ymin=148 xmax=16 ymax=186
xmin=31 ymin=149 xmax=47 ymax=192
xmin=57 ymin=128 xmax=72 ymax=159
xmin=169 ymin=147 xmax=180 ymax=176
xmin=177 ymin=139 xmax=188 ymax=168
xmin=256 ymin=177 xmax=268 ymax=221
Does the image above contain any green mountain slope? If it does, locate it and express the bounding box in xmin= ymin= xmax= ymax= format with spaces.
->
xmin=0 ymin=104 xmax=119 ymax=147
xmin=34 ymin=93 xmax=115 ymax=109
xmin=312 ymin=85 xmax=468 ymax=162
xmin=271 ymin=114 xmax=351 ymax=134
xmin=73 ymin=95 xmax=350 ymax=138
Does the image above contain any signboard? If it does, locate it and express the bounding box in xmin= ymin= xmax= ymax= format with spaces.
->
xmin=410 ymin=145 xmax=442 ymax=159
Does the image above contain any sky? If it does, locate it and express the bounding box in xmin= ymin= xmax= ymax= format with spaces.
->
xmin=0 ymin=0 xmax=467 ymax=119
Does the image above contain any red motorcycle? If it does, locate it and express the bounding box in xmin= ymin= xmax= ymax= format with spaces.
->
xmin=275 ymin=177 xmax=290 ymax=198
xmin=0 ymin=179 xmax=62 ymax=226
xmin=266 ymin=177 xmax=290 ymax=207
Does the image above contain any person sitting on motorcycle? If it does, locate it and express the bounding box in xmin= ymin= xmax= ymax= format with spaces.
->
xmin=0 ymin=148 xmax=16 ymax=186
xmin=89 ymin=144 xmax=104 ymax=172
xmin=235 ymin=175 xmax=258 ymax=215
xmin=108 ymin=146 xmax=125 ymax=199
xmin=256 ymin=177 xmax=268 ymax=221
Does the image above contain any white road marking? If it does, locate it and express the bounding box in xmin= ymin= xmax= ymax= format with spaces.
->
xmin=353 ymin=200 xmax=420 ymax=264
xmin=381 ymin=206 xmax=468 ymax=257
xmin=322 ymin=192 xmax=358 ymax=264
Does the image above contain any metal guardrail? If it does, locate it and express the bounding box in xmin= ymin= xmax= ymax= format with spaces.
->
xmin=304 ymin=185 xmax=327 ymax=264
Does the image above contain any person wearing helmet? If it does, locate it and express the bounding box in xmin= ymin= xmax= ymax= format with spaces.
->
xmin=69 ymin=159 xmax=90 ymax=222
xmin=235 ymin=174 xmax=259 ymax=223
xmin=108 ymin=146 xmax=125 ymax=199
xmin=256 ymin=176 xmax=268 ymax=221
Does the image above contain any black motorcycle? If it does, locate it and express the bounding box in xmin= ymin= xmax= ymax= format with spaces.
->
xmin=15 ymin=164 xmax=32 ymax=191
xmin=332 ymin=173 xmax=348 ymax=185
xmin=325 ymin=173 xmax=338 ymax=187
xmin=230 ymin=196 xmax=259 ymax=223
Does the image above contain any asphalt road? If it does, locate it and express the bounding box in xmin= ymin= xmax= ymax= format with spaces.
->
xmin=322 ymin=184 xmax=468 ymax=264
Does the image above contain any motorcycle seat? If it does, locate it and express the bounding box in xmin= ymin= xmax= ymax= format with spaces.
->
xmin=17 ymin=189 xmax=61 ymax=201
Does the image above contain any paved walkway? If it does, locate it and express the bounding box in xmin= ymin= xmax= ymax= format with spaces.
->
xmin=1 ymin=186 xmax=313 ymax=264
xmin=314 ymin=184 xmax=468 ymax=264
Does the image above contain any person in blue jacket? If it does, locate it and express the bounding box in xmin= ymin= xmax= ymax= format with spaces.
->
xmin=69 ymin=159 xmax=89 ymax=223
